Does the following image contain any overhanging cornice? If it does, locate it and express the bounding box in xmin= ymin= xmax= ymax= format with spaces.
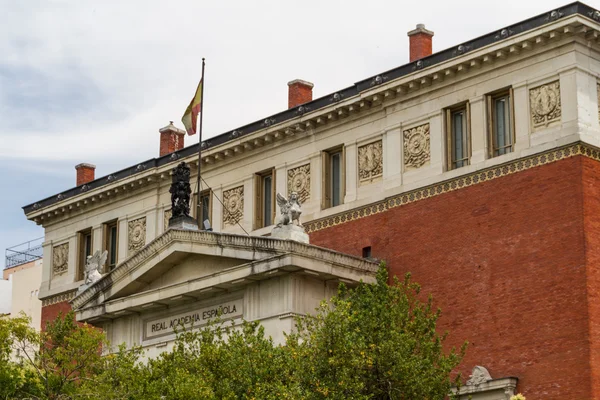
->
xmin=71 ymin=229 xmax=379 ymax=311
xmin=23 ymin=2 xmax=600 ymax=217
xmin=305 ymin=141 xmax=600 ymax=234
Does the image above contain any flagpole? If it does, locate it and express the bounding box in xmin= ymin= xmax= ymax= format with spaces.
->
xmin=196 ymin=58 xmax=206 ymax=228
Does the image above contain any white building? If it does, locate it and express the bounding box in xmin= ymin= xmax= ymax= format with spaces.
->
xmin=2 ymin=259 xmax=43 ymax=329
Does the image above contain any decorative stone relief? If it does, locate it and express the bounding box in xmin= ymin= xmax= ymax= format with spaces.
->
xmin=52 ymin=243 xmax=69 ymax=277
xmin=287 ymin=164 xmax=310 ymax=203
xmin=163 ymin=208 xmax=172 ymax=231
xmin=403 ymin=123 xmax=430 ymax=170
xmin=529 ymin=81 xmax=561 ymax=129
xmin=358 ymin=140 xmax=383 ymax=184
xmin=466 ymin=366 xmax=493 ymax=386
xmin=223 ymin=186 xmax=244 ymax=227
xmin=128 ymin=217 xmax=146 ymax=255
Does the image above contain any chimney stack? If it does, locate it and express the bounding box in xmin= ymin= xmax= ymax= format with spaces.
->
xmin=75 ymin=163 xmax=96 ymax=186
xmin=288 ymin=79 xmax=314 ymax=109
xmin=159 ymin=121 xmax=186 ymax=157
xmin=407 ymin=24 xmax=434 ymax=62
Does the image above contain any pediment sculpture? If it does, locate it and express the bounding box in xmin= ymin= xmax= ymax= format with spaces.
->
xmin=276 ymin=192 xmax=302 ymax=227
xmin=466 ymin=365 xmax=493 ymax=386
xmin=272 ymin=192 xmax=309 ymax=244
xmin=170 ymin=162 xmax=192 ymax=219
xmin=84 ymin=250 xmax=108 ymax=285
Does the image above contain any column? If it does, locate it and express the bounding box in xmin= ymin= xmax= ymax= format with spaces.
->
xmin=512 ymin=81 xmax=530 ymax=153
xmin=383 ymin=127 xmax=402 ymax=191
xmin=344 ymin=143 xmax=357 ymax=204
xmin=469 ymin=96 xmax=486 ymax=165
xmin=117 ymin=219 xmax=128 ymax=263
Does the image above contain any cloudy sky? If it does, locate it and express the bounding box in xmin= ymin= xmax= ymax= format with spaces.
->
xmin=0 ymin=0 xmax=575 ymax=267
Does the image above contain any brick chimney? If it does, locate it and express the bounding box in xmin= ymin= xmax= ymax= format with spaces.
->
xmin=75 ymin=163 xmax=96 ymax=186
xmin=407 ymin=24 xmax=434 ymax=62
xmin=288 ymin=79 xmax=314 ymax=109
xmin=159 ymin=121 xmax=185 ymax=156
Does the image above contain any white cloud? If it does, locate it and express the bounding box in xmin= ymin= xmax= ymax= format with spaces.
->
xmin=1 ymin=0 xmax=568 ymax=165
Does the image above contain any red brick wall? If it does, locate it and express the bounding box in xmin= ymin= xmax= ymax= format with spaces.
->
xmin=310 ymin=156 xmax=592 ymax=399
xmin=583 ymin=156 xmax=600 ymax=400
xmin=41 ymin=301 xmax=73 ymax=330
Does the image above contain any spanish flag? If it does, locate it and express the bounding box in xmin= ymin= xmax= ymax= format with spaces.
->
xmin=181 ymin=79 xmax=203 ymax=136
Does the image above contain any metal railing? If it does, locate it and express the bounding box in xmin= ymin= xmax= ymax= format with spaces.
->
xmin=5 ymin=237 xmax=44 ymax=269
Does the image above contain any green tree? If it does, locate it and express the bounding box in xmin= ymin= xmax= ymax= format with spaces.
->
xmin=286 ymin=263 xmax=466 ymax=400
xmin=0 ymin=263 xmax=465 ymax=400
xmin=3 ymin=311 xmax=107 ymax=400
xmin=0 ymin=314 xmax=43 ymax=399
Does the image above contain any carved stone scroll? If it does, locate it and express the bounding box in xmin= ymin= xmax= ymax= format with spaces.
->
xmin=223 ymin=186 xmax=244 ymax=227
xmin=403 ymin=123 xmax=430 ymax=170
xmin=128 ymin=217 xmax=146 ymax=255
xmin=287 ymin=164 xmax=310 ymax=203
xmin=52 ymin=243 xmax=69 ymax=277
xmin=530 ymin=81 xmax=561 ymax=129
xmin=358 ymin=140 xmax=383 ymax=184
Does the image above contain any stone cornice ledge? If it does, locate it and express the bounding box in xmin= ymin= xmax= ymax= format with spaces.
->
xmin=305 ymin=141 xmax=600 ymax=234
xmin=23 ymin=9 xmax=600 ymax=220
xmin=452 ymin=377 xmax=518 ymax=399
xmin=71 ymin=229 xmax=378 ymax=310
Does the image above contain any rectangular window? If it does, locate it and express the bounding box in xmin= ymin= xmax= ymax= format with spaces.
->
xmin=199 ymin=190 xmax=212 ymax=230
xmin=77 ymin=229 xmax=92 ymax=280
xmin=322 ymin=147 xmax=345 ymax=209
xmin=446 ymin=104 xmax=471 ymax=170
xmin=488 ymin=90 xmax=514 ymax=157
xmin=254 ymin=169 xmax=276 ymax=230
xmin=104 ymin=220 xmax=118 ymax=271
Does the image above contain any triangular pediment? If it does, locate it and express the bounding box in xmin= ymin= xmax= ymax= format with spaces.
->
xmin=72 ymin=229 xmax=378 ymax=324
xmin=72 ymin=229 xmax=287 ymax=310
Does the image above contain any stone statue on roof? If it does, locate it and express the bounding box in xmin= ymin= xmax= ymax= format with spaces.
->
xmin=170 ymin=162 xmax=192 ymax=219
xmin=276 ymin=192 xmax=302 ymax=227
xmin=84 ymin=250 xmax=108 ymax=285
xmin=272 ymin=192 xmax=309 ymax=244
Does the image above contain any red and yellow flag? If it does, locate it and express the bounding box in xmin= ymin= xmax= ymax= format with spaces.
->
xmin=181 ymin=79 xmax=203 ymax=136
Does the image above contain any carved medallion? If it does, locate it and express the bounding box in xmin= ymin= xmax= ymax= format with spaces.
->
xmin=163 ymin=208 xmax=172 ymax=231
xmin=403 ymin=123 xmax=430 ymax=170
xmin=52 ymin=243 xmax=69 ymax=276
xmin=287 ymin=164 xmax=310 ymax=203
xmin=128 ymin=217 xmax=146 ymax=254
xmin=223 ymin=186 xmax=244 ymax=227
xmin=530 ymin=81 xmax=561 ymax=129
xmin=358 ymin=140 xmax=383 ymax=184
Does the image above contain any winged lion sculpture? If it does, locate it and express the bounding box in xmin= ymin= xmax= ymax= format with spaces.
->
xmin=84 ymin=250 xmax=108 ymax=285
xmin=276 ymin=192 xmax=302 ymax=227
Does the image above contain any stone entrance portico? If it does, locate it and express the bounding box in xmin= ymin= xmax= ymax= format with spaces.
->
xmin=71 ymin=229 xmax=377 ymax=358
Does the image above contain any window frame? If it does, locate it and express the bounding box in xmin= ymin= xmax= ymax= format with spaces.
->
xmin=103 ymin=220 xmax=119 ymax=272
xmin=321 ymin=146 xmax=346 ymax=210
xmin=445 ymin=102 xmax=471 ymax=171
xmin=77 ymin=228 xmax=93 ymax=281
xmin=253 ymin=168 xmax=276 ymax=230
xmin=198 ymin=189 xmax=212 ymax=230
xmin=487 ymin=88 xmax=515 ymax=158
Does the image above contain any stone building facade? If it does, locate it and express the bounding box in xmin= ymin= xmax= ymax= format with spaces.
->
xmin=22 ymin=3 xmax=600 ymax=398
